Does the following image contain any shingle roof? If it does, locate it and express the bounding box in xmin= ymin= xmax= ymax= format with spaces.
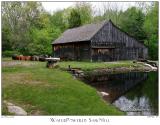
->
xmin=52 ymin=20 xmax=107 ymax=44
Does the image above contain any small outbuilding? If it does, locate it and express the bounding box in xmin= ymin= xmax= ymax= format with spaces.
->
xmin=51 ymin=20 xmax=148 ymax=61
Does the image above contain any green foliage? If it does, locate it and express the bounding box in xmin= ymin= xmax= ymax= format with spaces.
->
xmin=75 ymin=2 xmax=93 ymax=24
xmin=68 ymin=8 xmax=82 ymax=28
xmin=144 ymin=35 xmax=158 ymax=60
xmin=2 ymin=27 xmax=12 ymax=51
xmin=2 ymin=1 xmax=62 ymax=56
xmin=143 ymin=3 xmax=158 ymax=36
xmin=68 ymin=2 xmax=93 ymax=28
xmin=2 ymin=1 xmax=43 ymax=55
xmin=28 ymin=27 xmax=61 ymax=55
xmin=50 ymin=10 xmax=67 ymax=31
xmin=119 ymin=7 xmax=146 ymax=42
xmin=143 ymin=2 xmax=158 ymax=60
xmin=2 ymin=50 xmax=21 ymax=57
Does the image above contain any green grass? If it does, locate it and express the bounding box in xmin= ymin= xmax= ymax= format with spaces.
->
xmin=58 ymin=60 xmax=143 ymax=71
xmin=2 ymin=58 xmax=124 ymax=115
xmin=2 ymin=57 xmax=14 ymax=61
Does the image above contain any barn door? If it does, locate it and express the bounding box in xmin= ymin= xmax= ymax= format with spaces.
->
xmin=138 ymin=48 xmax=143 ymax=59
xmin=74 ymin=44 xmax=80 ymax=60
xmin=98 ymin=48 xmax=113 ymax=61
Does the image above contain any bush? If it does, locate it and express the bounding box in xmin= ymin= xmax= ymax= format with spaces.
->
xmin=2 ymin=50 xmax=21 ymax=57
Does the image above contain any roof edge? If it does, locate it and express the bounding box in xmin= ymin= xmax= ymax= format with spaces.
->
xmin=110 ymin=21 xmax=147 ymax=48
xmin=52 ymin=40 xmax=91 ymax=45
xmin=90 ymin=20 xmax=109 ymax=41
xmin=51 ymin=20 xmax=107 ymax=45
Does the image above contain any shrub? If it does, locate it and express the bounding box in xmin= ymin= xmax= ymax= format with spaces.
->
xmin=2 ymin=50 xmax=21 ymax=57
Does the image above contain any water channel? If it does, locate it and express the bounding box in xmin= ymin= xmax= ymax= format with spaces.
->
xmin=86 ymin=71 xmax=158 ymax=115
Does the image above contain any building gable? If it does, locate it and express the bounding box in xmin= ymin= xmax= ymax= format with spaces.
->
xmin=91 ymin=20 xmax=146 ymax=49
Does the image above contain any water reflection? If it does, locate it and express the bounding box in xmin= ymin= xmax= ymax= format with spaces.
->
xmin=88 ymin=72 xmax=148 ymax=103
xmin=87 ymin=71 xmax=158 ymax=115
xmin=113 ymin=96 xmax=153 ymax=115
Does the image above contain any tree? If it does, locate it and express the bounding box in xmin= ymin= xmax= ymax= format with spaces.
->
xmin=75 ymin=2 xmax=93 ymax=24
xmin=93 ymin=2 xmax=123 ymax=26
xmin=68 ymin=8 xmax=81 ymax=28
xmin=2 ymin=1 xmax=44 ymax=54
xmin=119 ymin=7 xmax=146 ymax=43
xmin=50 ymin=10 xmax=67 ymax=32
xmin=2 ymin=27 xmax=12 ymax=51
xmin=143 ymin=2 xmax=158 ymax=60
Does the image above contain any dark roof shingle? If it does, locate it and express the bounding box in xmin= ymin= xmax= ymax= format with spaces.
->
xmin=52 ymin=20 xmax=107 ymax=44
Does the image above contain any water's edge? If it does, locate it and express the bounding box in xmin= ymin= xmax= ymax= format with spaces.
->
xmin=78 ymin=71 xmax=158 ymax=116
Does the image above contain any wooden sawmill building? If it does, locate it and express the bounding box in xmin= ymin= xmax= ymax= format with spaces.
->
xmin=52 ymin=20 xmax=148 ymax=61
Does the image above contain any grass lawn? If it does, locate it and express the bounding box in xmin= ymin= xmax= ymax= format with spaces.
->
xmin=2 ymin=58 xmax=124 ymax=115
xmin=58 ymin=60 xmax=144 ymax=71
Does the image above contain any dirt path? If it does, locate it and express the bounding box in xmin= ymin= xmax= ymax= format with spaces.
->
xmin=2 ymin=61 xmax=37 ymax=67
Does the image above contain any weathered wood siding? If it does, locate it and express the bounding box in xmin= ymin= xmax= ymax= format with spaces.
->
xmin=91 ymin=21 xmax=148 ymax=61
xmin=53 ymin=42 xmax=91 ymax=61
xmin=53 ymin=44 xmax=74 ymax=60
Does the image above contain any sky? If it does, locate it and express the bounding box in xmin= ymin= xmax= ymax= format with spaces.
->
xmin=41 ymin=2 xmax=74 ymax=13
xmin=41 ymin=2 xmax=137 ymax=14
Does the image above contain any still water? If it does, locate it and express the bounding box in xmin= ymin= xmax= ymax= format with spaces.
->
xmin=87 ymin=71 xmax=158 ymax=116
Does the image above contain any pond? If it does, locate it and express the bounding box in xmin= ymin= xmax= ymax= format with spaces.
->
xmin=87 ymin=71 xmax=158 ymax=116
